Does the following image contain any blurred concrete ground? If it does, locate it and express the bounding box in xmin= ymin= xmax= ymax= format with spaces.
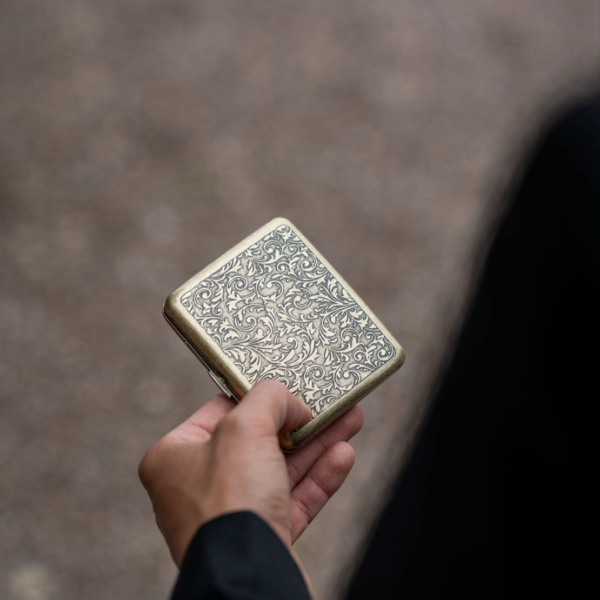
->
xmin=0 ymin=1 xmax=598 ymax=599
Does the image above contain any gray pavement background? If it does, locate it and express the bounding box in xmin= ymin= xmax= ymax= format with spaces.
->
xmin=1 ymin=1 xmax=598 ymax=599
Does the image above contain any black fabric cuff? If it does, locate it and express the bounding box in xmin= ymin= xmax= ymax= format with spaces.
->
xmin=171 ymin=511 xmax=311 ymax=600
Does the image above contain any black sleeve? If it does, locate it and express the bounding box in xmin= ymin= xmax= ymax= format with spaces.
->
xmin=346 ymin=98 xmax=600 ymax=599
xmin=171 ymin=511 xmax=312 ymax=600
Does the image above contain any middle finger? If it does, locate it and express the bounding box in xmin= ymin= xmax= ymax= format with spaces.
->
xmin=285 ymin=405 xmax=364 ymax=489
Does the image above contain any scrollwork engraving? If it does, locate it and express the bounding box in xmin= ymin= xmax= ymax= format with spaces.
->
xmin=181 ymin=225 xmax=396 ymax=416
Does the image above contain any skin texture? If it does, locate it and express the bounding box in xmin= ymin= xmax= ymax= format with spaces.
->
xmin=138 ymin=380 xmax=364 ymax=589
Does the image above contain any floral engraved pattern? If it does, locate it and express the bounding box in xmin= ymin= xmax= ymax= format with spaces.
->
xmin=181 ymin=225 xmax=396 ymax=416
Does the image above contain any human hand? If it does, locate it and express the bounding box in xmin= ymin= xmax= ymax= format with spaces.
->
xmin=138 ymin=380 xmax=363 ymax=583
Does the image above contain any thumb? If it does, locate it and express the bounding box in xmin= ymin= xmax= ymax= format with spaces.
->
xmin=235 ymin=380 xmax=312 ymax=435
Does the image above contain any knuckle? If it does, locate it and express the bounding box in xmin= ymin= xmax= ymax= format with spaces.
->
xmin=217 ymin=408 xmax=274 ymax=439
xmin=137 ymin=453 xmax=153 ymax=486
xmin=294 ymin=494 xmax=313 ymax=526
xmin=309 ymin=473 xmax=331 ymax=500
xmin=337 ymin=442 xmax=356 ymax=471
xmin=137 ymin=442 xmax=164 ymax=487
xmin=218 ymin=412 xmax=245 ymax=435
xmin=245 ymin=411 xmax=278 ymax=435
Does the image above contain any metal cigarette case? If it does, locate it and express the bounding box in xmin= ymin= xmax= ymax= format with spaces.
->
xmin=164 ymin=218 xmax=404 ymax=451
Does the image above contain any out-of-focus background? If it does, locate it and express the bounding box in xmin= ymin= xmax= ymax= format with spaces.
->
xmin=0 ymin=1 xmax=598 ymax=598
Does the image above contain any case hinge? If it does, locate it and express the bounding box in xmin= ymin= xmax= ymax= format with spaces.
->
xmin=208 ymin=370 xmax=234 ymax=399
